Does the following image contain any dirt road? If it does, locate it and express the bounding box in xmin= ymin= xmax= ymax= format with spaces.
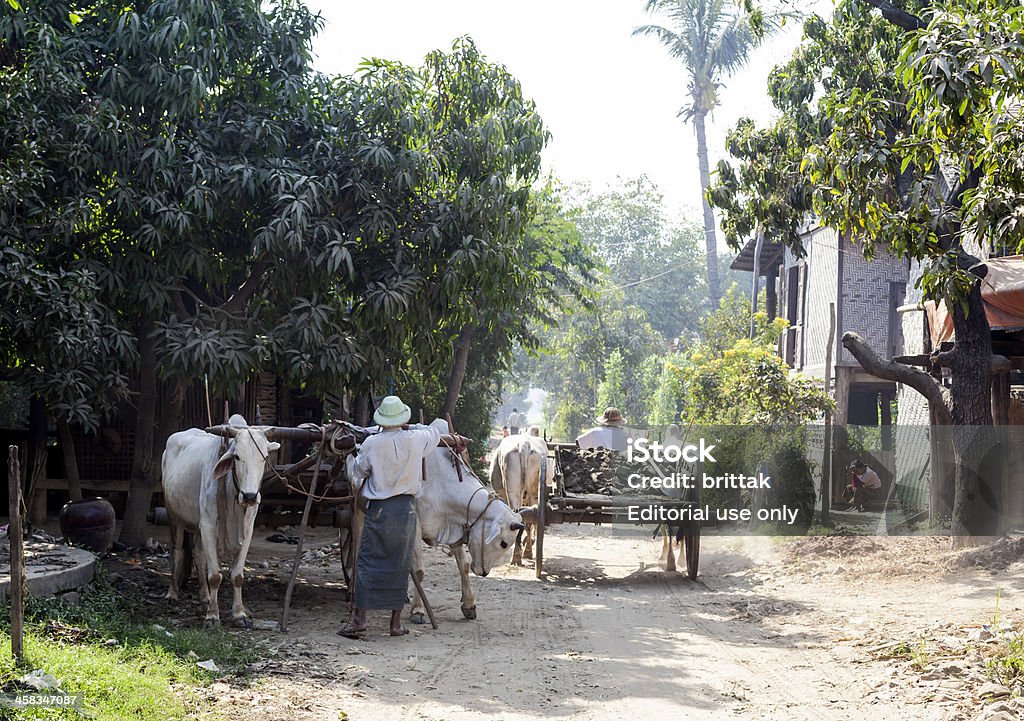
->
xmin=205 ymin=526 xmax=1024 ymax=721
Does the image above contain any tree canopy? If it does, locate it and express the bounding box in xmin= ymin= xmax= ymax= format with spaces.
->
xmin=709 ymin=0 xmax=1024 ymax=535
xmin=0 ymin=0 xmax=596 ymax=543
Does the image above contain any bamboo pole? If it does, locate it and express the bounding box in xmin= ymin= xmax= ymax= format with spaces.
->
xmin=8 ymin=445 xmax=24 ymax=664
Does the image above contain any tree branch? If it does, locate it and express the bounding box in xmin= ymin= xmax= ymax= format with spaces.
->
xmin=221 ymin=253 xmax=272 ymax=314
xmin=842 ymin=331 xmax=951 ymax=424
xmin=860 ymin=0 xmax=926 ymax=32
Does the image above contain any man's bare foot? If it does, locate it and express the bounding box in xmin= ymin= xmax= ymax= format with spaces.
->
xmin=388 ymin=609 xmax=407 ymax=636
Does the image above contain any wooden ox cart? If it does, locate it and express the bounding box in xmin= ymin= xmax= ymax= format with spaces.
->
xmin=517 ymin=442 xmax=701 ymax=581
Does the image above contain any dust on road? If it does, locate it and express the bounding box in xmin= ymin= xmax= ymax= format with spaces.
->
xmin=182 ymin=526 xmax=1024 ymax=721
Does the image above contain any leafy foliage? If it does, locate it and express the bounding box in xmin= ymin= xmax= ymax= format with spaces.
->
xmin=0 ymin=0 xmax=593 ymax=439
xmin=634 ymin=0 xmax=790 ymax=306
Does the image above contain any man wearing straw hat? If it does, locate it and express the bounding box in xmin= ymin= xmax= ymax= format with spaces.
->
xmin=340 ymin=395 xmax=440 ymax=638
xmin=575 ymin=407 xmax=629 ymax=452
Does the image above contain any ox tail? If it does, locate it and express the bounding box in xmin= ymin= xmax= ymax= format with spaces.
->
xmin=488 ymin=450 xmax=504 ymax=496
xmin=517 ymin=438 xmax=532 ymax=510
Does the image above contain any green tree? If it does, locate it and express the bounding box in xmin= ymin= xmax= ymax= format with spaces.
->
xmin=634 ymin=0 xmax=787 ymax=308
xmin=709 ymin=0 xmax=1024 ymax=536
xmin=0 ymin=3 xmax=587 ymax=542
xmin=572 ymin=177 xmax=707 ymax=341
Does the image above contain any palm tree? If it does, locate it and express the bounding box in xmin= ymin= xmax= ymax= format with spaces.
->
xmin=634 ymin=0 xmax=786 ymax=309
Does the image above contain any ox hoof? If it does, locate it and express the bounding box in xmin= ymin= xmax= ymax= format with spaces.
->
xmin=164 ymin=590 xmax=179 ymax=601
xmin=202 ymin=617 xmax=221 ymax=629
xmin=524 ymin=549 xmax=534 ymax=560
xmin=511 ymin=555 xmax=523 ymax=566
xmin=410 ymin=612 xmax=427 ymax=625
xmin=461 ymin=606 xmax=477 ymax=620
xmin=233 ymin=616 xmax=253 ymax=630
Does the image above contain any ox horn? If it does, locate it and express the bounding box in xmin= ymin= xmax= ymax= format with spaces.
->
xmin=510 ymin=521 xmax=526 ymax=531
xmin=204 ymin=424 xmax=239 ymax=438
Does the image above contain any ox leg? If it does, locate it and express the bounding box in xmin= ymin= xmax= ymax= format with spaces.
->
xmin=194 ymin=534 xmax=211 ymax=604
xmin=522 ymin=485 xmax=538 ymax=561
xmin=409 ymin=518 xmax=428 ymax=625
xmin=522 ymin=523 xmax=535 ymax=561
xmin=452 ymin=544 xmax=477 ymax=620
xmin=659 ymin=526 xmax=677 ymax=572
xmin=199 ymin=520 xmax=222 ymax=628
xmin=166 ymin=518 xmax=186 ymax=601
xmin=228 ymin=505 xmax=258 ymax=629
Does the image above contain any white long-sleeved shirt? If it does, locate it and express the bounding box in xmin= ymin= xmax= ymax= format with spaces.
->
xmin=855 ymin=466 xmax=882 ymax=490
xmin=349 ymin=424 xmax=441 ymax=500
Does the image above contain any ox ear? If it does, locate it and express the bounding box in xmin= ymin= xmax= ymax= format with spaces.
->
xmin=485 ymin=517 xmax=506 ymax=545
xmin=213 ymin=450 xmax=233 ymax=480
xmin=266 ymin=441 xmax=281 ymax=453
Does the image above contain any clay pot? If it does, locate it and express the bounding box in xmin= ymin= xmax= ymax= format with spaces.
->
xmin=59 ymin=497 xmax=116 ymax=553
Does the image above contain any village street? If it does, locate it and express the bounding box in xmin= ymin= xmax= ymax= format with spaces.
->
xmin=180 ymin=527 xmax=1024 ymax=721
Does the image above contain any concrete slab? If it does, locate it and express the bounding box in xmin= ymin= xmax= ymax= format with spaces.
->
xmin=0 ymin=542 xmax=98 ymax=600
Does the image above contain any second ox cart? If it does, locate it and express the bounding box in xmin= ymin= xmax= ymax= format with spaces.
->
xmin=512 ymin=442 xmax=701 ymax=581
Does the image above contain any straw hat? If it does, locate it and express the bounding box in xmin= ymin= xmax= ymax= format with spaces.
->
xmin=596 ymin=407 xmax=626 ymax=426
xmin=374 ymin=395 xmax=411 ymax=427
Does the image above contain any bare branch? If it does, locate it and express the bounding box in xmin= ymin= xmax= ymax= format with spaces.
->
xmin=221 ymin=253 xmax=272 ymax=314
xmin=842 ymin=331 xmax=951 ymax=424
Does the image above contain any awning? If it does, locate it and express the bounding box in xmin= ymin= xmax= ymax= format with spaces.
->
xmin=926 ymin=255 xmax=1024 ymax=345
xmin=729 ymin=235 xmax=785 ymax=275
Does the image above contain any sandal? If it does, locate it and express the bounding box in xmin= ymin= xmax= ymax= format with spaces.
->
xmin=337 ymin=625 xmax=368 ymax=639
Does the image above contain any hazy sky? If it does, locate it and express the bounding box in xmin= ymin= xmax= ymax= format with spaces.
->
xmin=302 ymin=1 xmax=831 ymax=235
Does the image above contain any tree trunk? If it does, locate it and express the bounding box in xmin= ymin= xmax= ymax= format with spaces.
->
xmin=57 ymin=415 xmax=82 ymax=502
xmin=441 ymin=325 xmax=474 ymax=420
xmin=694 ymin=110 xmax=721 ymax=308
xmin=119 ymin=325 xmax=158 ymax=547
xmin=354 ymin=392 xmax=369 ymax=427
xmin=946 ymin=282 xmax=995 ymax=538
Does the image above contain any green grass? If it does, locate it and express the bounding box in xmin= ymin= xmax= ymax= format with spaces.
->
xmin=986 ymin=632 xmax=1024 ymax=688
xmin=0 ymin=569 xmax=260 ymax=720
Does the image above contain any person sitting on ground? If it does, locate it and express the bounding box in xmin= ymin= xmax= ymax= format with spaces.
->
xmin=845 ymin=459 xmax=882 ymax=511
xmin=340 ymin=395 xmax=440 ymax=638
xmin=575 ymin=407 xmax=628 ymax=452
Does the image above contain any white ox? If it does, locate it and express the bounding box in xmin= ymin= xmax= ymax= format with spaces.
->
xmin=488 ymin=433 xmax=548 ymax=565
xmin=161 ymin=414 xmax=280 ymax=628
xmin=347 ymin=420 xmax=524 ymax=622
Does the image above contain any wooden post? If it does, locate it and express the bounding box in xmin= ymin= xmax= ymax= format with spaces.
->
xmin=821 ymin=303 xmax=835 ymax=524
xmin=8 ymin=446 xmax=24 ymax=664
xmin=992 ymin=372 xmax=1010 ymax=426
xmin=280 ymin=441 xmax=324 ymax=633
xmin=832 ymin=366 xmax=852 ymax=506
xmin=57 ymin=416 xmax=83 ymax=502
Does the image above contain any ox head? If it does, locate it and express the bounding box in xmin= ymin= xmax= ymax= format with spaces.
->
xmin=212 ymin=419 xmax=280 ymax=508
xmin=466 ymin=503 xmax=526 ymax=577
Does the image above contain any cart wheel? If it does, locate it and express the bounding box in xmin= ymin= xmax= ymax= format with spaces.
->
xmin=683 ymin=530 xmax=699 ymax=581
xmin=535 ymin=466 xmax=546 ymax=578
